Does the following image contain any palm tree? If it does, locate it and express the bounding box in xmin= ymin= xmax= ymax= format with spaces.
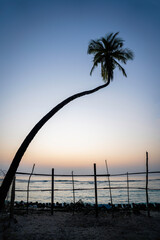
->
xmin=0 ymin=32 xmax=134 ymax=209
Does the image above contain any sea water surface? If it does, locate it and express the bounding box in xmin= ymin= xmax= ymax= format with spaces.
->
xmin=8 ymin=173 xmax=160 ymax=205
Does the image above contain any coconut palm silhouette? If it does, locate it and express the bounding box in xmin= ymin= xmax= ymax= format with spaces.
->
xmin=0 ymin=32 xmax=134 ymax=209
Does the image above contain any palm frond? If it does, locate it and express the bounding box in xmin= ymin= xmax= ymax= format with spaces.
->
xmin=87 ymin=40 xmax=104 ymax=54
xmin=101 ymin=37 xmax=109 ymax=50
xmin=90 ymin=59 xmax=99 ymax=76
xmin=123 ymin=48 xmax=134 ymax=60
xmin=112 ymin=37 xmax=124 ymax=49
xmin=113 ymin=60 xmax=127 ymax=77
xmin=106 ymin=32 xmax=114 ymax=42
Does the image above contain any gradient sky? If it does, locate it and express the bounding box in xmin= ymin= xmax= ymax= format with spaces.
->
xmin=0 ymin=0 xmax=160 ymax=174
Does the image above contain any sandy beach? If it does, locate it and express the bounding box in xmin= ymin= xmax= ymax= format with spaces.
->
xmin=1 ymin=210 xmax=160 ymax=240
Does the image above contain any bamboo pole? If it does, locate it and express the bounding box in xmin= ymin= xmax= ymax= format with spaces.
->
xmin=146 ymin=152 xmax=150 ymax=217
xmin=105 ymin=160 xmax=113 ymax=204
xmin=72 ymin=171 xmax=75 ymax=215
xmin=127 ymin=172 xmax=130 ymax=205
xmin=27 ymin=164 xmax=35 ymax=214
xmin=94 ymin=163 xmax=98 ymax=217
xmin=15 ymin=170 xmax=160 ymax=177
xmin=10 ymin=176 xmax=16 ymax=218
xmin=51 ymin=168 xmax=54 ymax=215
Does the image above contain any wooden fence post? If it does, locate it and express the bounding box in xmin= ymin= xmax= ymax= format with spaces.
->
xmin=146 ymin=152 xmax=150 ymax=217
xmin=94 ymin=163 xmax=98 ymax=217
xmin=27 ymin=164 xmax=35 ymax=214
xmin=127 ymin=172 xmax=130 ymax=205
xmin=10 ymin=176 xmax=16 ymax=219
xmin=51 ymin=168 xmax=54 ymax=215
xmin=105 ymin=160 xmax=113 ymax=204
xmin=72 ymin=171 xmax=75 ymax=215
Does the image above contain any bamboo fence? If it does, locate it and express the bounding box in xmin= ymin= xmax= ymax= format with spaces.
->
xmin=1 ymin=152 xmax=160 ymax=217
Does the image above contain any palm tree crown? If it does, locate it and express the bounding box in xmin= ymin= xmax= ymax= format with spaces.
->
xmin=88 ymin=32 xmax=134 ymax=82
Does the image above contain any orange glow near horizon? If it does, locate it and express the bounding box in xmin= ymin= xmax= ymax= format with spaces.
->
xmin=1 ymin=137 xmax=159 ymax=173
xmin=1 ymin=105 xmax=160 ymax=173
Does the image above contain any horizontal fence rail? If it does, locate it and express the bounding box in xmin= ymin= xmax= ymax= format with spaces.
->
xmin=15 ymin=170 xmax=160 ymax=177
xmin=15 ymin=187 xmax=160 ymax=192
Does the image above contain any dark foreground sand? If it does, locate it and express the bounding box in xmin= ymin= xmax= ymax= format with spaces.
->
xmin=1 ymin=210 xmax=160 ymax=240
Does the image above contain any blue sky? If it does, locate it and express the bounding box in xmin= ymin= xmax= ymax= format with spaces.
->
xmin=0 ymin=0 xmax=160 ymax=174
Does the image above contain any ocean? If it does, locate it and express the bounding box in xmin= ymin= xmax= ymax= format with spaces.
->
xmin=7 ymin=173 xmax=160 ymax=205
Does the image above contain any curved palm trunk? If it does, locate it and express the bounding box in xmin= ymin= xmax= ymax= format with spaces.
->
xmin=0 ymin=81 xmax=110 ymax=209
